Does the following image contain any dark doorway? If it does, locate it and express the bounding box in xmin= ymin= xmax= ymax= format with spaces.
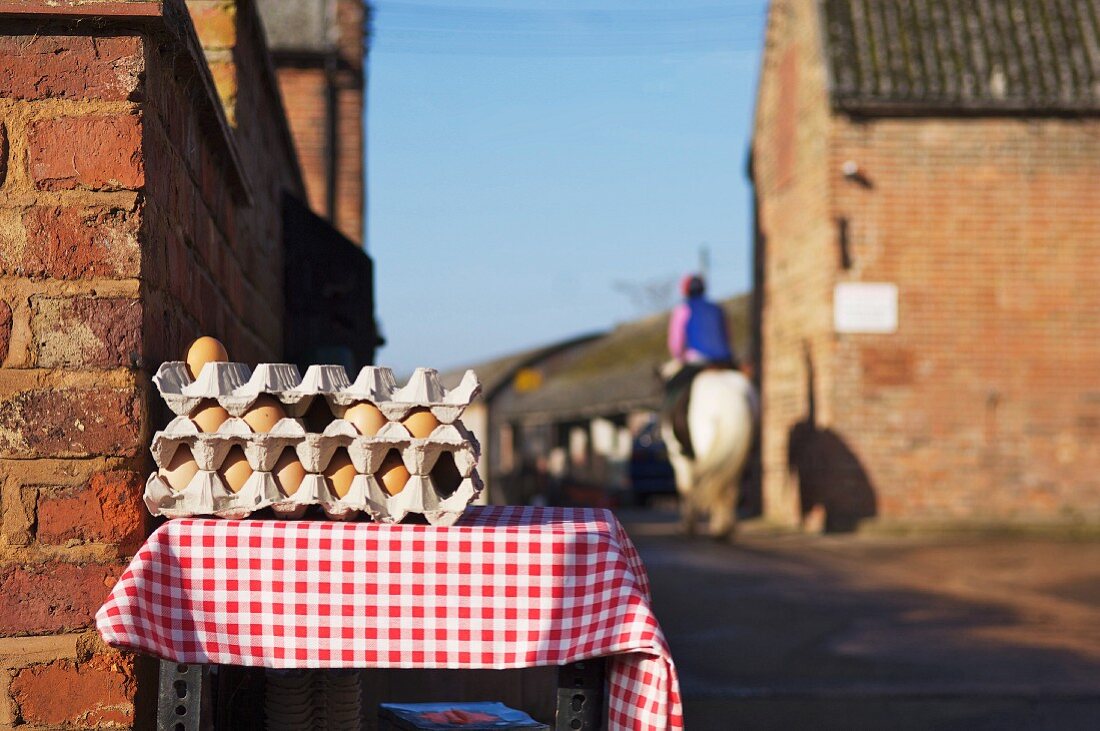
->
xmin=283 ymin=193 xmax=382 ymax=371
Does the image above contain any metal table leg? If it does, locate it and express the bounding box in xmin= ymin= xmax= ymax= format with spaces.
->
xmin=157 ymin=660 xmax=211 ymax=730
xmin=555 ymin=659 xmax=606 ymax=730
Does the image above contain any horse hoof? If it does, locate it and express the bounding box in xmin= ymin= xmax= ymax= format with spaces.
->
xmin=711 ymin=528 xmax=736 ymax=544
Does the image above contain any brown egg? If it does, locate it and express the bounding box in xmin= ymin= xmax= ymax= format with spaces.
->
xmin=401 ymin=408 xmax=439 ymax=438
xmin=160 ymin=446 xmax=199 ymax=491
xmin=190 ymin=400 xmax=230 ymax=433
xmin=185 ymin=336 xmax=228 ymax=380
xmin=344 ymin=401 xmax=387 ymax=436
xmin=323 ymin=450 xmax=357 ymax=498
xmin=273 ymin=449 xmax=306 ymax=496
xmin=376 ymin=450 xmax=410 ymax=496
xmin=242 ymin=395 xmax=286 ymax=433
xmin=217 ymin=446 xmax=253 ymax=493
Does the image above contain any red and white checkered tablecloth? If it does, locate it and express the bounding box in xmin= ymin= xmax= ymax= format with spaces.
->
xmin=96 ymin=506 xmax=683 ymax=731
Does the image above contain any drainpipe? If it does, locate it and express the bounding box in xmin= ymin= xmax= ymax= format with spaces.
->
xmin=324 ymin=52 xmax=339 ymax=223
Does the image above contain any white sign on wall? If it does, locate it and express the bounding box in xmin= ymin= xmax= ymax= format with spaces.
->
xmin=834 ymin=282 xmax=898 ymax=334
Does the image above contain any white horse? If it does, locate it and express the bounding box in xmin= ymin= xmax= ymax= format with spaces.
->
xmin=660 ymin=363 xmax=758 ymax=540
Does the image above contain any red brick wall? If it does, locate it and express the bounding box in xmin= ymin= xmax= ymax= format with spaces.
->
xmin=333 ymin=0 xmax=366 ymax=245
xmin=147 ymin=0 xmax=304 ymax=364
xmin=751 ymin=0 xmax=838 ymax=526
xmin=753 ymin=2 xmax=1100 ymax=528
xmin=832 ymin=118 xmax=1100 ymax=523
xmin=0 ymin=24 xmax=151 ymax=728
xmin=277 ymin=66 xmax=329 ymax=222
xmin=0 ymin=1 xmax=302 ymax=724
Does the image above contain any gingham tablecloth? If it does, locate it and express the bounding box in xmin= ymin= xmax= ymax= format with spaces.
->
xmin=96 ymin=506 xmax=683 ymax=731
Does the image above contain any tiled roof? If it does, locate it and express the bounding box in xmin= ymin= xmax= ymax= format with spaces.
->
xmin=822 ymin=0 xmax=1100 ymax=114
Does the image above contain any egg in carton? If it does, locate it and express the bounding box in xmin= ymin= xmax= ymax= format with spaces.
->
xmin=145 ymin=445 xmax=484 ymax=524
xmin=152 ymin=360 xmax=345 ymax=418
xmin=363 ymin=470 xmax=486 ymax=527
xmin=150 ymin=415 xmax=305 ymax=471
xmin=153 ymin=362 xmax=481 ymax=425
xmin=344 ymin=421 xmax=478 ymax=476
xmin=331 ymin=367 xmax=481 ymax=425
xmin=145 ymin=414 xmax=307 ymax=518
xmin=148 ymin=361 xmax=484 ymax=522
xmin=269 ymin=435 xmax=483 ymax=526
xmin=144 ymin=462 xmax=282 ymax=520
xmin=267 ymin=419 xmax=362 ymax=520
xmin=358 ymin=426 xmax=483 ymax=526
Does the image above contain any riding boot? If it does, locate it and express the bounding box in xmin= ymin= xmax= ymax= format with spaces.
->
xmin=671 ymin=388 xmax=694 ymax=460
xmin=663 ymin=365 xmax=701 ymax=460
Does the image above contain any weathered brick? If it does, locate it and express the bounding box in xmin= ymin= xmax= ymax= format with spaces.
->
xmin=36 ymin=470 xmax=145 ymax=551
xmin=30 ymin=296 xmax=143 ymax=369
xmin=0 ymin=633 xmax=79 ymax=667
xmin=0 ymin=671 xmax=11 ymax=728
xmin=1 ymin=459 xmax=109 ymax=547
xmin=0 ymin=473 xmax=37 ymax=547
xmin=28 ymin=114 xmax=144 ymax=191
xmin=0 ymin=120 xmax=7 ymax=187
xmin=188 ymin=1 xmax=237 ymax=50
xmin=7 ymin=205 xmax=142 ymax=280
xmin=0 ymin=298 xmax=10 ymax=364
xmin=0 ymin=388 xmax=142 ymax=459
xmin=0 ymin=563 xmax=121 ymax=635
xmin=0 ymin=35 xmax=143 ymax=101
xmin=10 ymin=653 xmax=134 ymax=726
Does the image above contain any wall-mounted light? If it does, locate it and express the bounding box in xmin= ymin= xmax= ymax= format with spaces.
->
xmin=841 ymin=160 xmax=873 ymax=188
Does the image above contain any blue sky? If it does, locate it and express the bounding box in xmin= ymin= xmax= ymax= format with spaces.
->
xmin=367 ymin=1 xmax=768 ymax=373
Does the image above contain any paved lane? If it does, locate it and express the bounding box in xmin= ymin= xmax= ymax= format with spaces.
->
xmin=618 ymin=509 xmax=1100 ymax=730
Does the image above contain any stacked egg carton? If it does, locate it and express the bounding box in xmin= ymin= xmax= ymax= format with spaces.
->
xmin=143 ymin=363 xmax=482 ymax=525
xmin=265 ymin=670 xmax=360 ymax=730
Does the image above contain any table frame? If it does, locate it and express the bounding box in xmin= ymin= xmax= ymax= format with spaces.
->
xmin=159 ymin=658 xmax=607 ymax=730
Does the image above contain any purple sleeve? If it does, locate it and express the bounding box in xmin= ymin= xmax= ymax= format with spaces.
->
xmin=668 ymin=304 xmax=688 ymax=358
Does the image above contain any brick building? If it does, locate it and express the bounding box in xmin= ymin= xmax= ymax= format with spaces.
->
xmin=257 ymin=0 xmax=368 ymax=245
xmin=751 ymin=0 xmax=1100 ymax=530
xmin=0 ymin=0 xmax=374 ymax=724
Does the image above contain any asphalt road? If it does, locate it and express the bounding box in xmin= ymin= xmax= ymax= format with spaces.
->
xmin=616 ymin=508 xmax=1100 ymax=730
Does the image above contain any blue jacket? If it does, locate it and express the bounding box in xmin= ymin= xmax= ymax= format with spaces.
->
xmin=670 ymin=296 xmax=732 ymax=363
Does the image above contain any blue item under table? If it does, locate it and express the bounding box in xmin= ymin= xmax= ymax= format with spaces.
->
xmin=379 ymin=701 xmax=550 ymax=730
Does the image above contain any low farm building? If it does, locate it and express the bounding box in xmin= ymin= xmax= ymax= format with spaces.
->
xmin=447 ymin=296 xmax=751 ymax=507
xmin=751 ymin=0 xmax=1100 ymax=530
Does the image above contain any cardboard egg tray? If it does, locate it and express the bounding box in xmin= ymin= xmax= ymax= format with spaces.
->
xmin=152 ymin=362 xmax=479 ymax=421
xmin=144 ymin=363 xmax=484 ymax=525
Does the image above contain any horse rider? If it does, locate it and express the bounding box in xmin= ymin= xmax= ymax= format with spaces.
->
xmin=665 ymin=273 xmax=738 ymax=459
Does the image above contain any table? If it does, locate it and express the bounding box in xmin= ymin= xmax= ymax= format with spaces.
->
xmin=96 ymin=506 xmax=683 ymax=731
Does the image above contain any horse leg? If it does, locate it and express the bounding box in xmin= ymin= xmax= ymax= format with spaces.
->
xmin=708 ymin=470 xmax=741 ymax=542
xmin=665 ymin=440 xmax=698 ymax=537
xmin=680 ymin=495 xmax=698 ymax=536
